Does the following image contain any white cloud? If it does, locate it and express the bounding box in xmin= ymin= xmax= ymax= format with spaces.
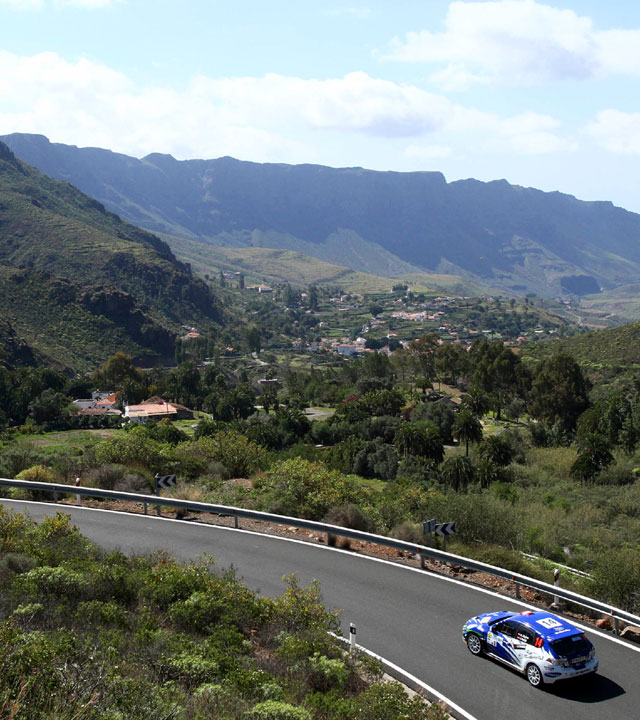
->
xmin=0 ymin=51 xmax=574 ymax=164
xmin=384 ymin=0 xmax=640 ymax=86
xmin=588 ymin=110 xmax=640 ymax=155
xmin=191 ymin=71 xmax=455 ymax=138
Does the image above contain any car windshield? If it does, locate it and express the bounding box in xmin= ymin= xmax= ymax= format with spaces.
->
xmin=549 ymin=633 xmax=591 ymax=657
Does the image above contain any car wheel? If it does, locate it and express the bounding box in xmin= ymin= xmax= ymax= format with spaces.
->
xmin=526 ymin=663 xmax=543 ymax=688
xmin=466 ymin=633 xmax=483 ymax=656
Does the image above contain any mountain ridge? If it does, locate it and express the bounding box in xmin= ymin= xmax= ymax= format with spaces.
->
xmin=3 ymin=132 xmax=640 ymax=302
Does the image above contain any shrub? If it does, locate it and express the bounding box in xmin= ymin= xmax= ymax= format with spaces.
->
xmin=140 ymin=557 xmax=210 ymax=610
xmin=350 ymin=681 xmax=448 ymax=720
xmin=76 ymin=600 xmax=128 ymax=628
xmin=255 ymin=458 xmax=366 ymax=520
xmin=247 ymin=700 xmax=311 ymax=720
xmin=19 ymin=565 xmax=89 ymax=599
xmin=86 ymin=463 xmax=126 ymax=490
xmin=306 ymin=652 xmax=349 ymax=692
xmin=15 ymin=465 xmax=58 ymax=501
xmin=194 ymin=431 xmax=265 ymax=478
xmin=0 ymin=552 xmax=37 ymax=574
xmin=590 ymin=549 xmax=640 ymax=612
xmin=0 ymin=442 xmax=46 ymax=478
xmin=324 ymin=504 xmax=376 ymax=533
xmin=390 ymin=521 xmax=423 ymax=544
xmin=163 ymin=650 xmax=220 ymax=687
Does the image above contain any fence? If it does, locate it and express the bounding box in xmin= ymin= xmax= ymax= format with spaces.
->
xmin=1 ymin=477 xmax=639 ymax=634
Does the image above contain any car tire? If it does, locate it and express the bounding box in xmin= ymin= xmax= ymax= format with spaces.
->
xmin=466 ymin=633 xmax=483 ymax=656
xmin=526 ymin=663 xmax=543 ymax=688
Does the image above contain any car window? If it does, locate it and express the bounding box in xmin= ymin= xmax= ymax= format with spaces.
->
xmin=496 ymin=620 xmax=519 ymax=638
xmin=514 ymin=624 xmax=535 ymax=644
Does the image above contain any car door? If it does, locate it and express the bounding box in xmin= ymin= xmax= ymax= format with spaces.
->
xmin=486 ymin=619 xmax=521 ymax=667
xmin=510 ymin=623 xmax=537 ymax=670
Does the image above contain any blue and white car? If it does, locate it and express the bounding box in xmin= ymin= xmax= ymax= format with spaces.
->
xmin=462 ymin=610 xmax=598 ymax=687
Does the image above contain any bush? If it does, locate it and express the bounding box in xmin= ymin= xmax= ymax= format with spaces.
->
xmin=255 ymin=458 xmax=366 ymax=520
xmin=324 ymin=504 xmax=376 ymax=533
xmin=390 ymin=521 xmax=423 ymax=544
xmin=248 ymin=700 xmax=311 ymax=720
xmin=19 ymin=565 xmax=89 ymax=599
xmin=193 ymin=431 xmax=265 ymax=478
xmin=0 ymin=552 xmax=37 ymax=575
xmin=15 ymin=465 xmax=58 ymax=501
xmin=86 ymin=463 xmax=126 ymax=490
xmin=590 ymin=549 xmax=640 ymax=612
xmin=349 ymin=681 xmax=448 ymax=720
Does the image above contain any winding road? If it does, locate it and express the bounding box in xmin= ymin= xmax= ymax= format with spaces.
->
xmin=3 ymin=499 xmax=639 ymax=720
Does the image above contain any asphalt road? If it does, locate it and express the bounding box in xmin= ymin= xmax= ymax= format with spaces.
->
xmin=3 ymin=500 xmax=639 ymax=720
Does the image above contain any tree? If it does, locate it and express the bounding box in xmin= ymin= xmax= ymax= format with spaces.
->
xmin=246 ymin=326 xmax=262 ymax=354
xmin=360 ymin=389 xmax=404 ymax=417
xmin=529 ymin=353 xmax=591 ymax=430
xmin=394 ymin=421 xmax=444 ymax=463
xmin=28 ymin=389 xmax=69 ymax=425
xmin=478 ymin=435 xmax=513 ymax=467
xmin=308 ymin=284 xmax=319 ymax=310
xmin=570 ymin=432 xmax=614 ymax=482
xmin=461 ymin=388 xmax=491 ymax=417
xmin=93 ymin=352 xmax=142 ymax=389
xmin=452 ymin=409 xmax=483 ymax=456
xmin=435 ymin=343 xmax=468 ymax=386
xmin=407 ymin=334 xmax=439 ymax=386
xmin=440 ymin=455 xmax=474 ymax=492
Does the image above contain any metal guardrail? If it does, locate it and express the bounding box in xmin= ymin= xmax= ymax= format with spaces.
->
xmin=520 ymin=552 xmax=593 ymax=579
xmin=1 ymin=477 xmax=639 ymax=633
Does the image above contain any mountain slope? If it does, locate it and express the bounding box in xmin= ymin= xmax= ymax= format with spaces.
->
xmin=4 ymin=133 xmax=640 ymax=301
xmin=0 ymin=141 xmax=223 ymax=369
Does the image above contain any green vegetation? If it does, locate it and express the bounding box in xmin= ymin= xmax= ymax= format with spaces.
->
xmin=3 ymin=334 xmax=640 ymax=614
xmin=0 ymin=141 xmax=224 ymax=369
xmin=0 ymin=507 xmax=446 ymax=719
xmin=521 ymin=321 xmax=640 ymax=398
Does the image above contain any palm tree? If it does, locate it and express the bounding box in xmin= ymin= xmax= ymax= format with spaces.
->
xmin=453 ymin=409 xmax=483 ymax=456
xmin=394 ymin=421 xmax=444 ymax=463
xmin=461 ymin=388 xmax=490 ymax=417
xmin=478 ymin=435 xmax=513 ymax=467
xmin=441 ymin=455 xmax=475 ymax=492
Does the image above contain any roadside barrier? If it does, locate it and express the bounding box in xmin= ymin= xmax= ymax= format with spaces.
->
xmin=1 ymin=477 xmax=639 ymax=634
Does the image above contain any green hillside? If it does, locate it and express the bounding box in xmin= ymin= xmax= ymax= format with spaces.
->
xmin=0 ymin=141 xmax=224 ymax=369
xmin=164 ymin=235 xmax=490 ymax=296
xmin=521 ymin=321 xmax=640 ymax=396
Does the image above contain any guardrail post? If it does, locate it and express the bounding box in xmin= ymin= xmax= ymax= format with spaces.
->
xmin=420 ymin=552 xmax=426 ymax=570
xmin=75 ymin=477 xmax=81 ymax=506
xmin=232 ymin=510 xmax=238 ymax=529
xmin=612 ymin=612 xmax=620 ymax=636
xmin=143 ymin=502 xmax=148 ymax=515
xmin=551 ymin=568 xmax=561 ymax=609
xmin=514 ymin=578 xmax=521 ymax=599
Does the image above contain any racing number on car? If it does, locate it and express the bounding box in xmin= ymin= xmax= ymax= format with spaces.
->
xmin=537 ymin=617 xmax=562 ymax=630
xmin=487 ymin=632 xmax=497 ymax=647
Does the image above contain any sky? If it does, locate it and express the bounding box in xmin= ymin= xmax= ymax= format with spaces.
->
xmin=1 ymin=0 xmax=640 ymax=211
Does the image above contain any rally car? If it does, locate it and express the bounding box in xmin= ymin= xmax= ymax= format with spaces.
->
xmin=462 ymin=610 xmax=598 ymax=687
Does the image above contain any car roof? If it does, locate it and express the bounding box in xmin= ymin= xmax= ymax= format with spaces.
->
xmin=516 ymin=611 xmax=582 ymax=641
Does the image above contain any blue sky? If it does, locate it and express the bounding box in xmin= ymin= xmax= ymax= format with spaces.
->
xmin=2 ymin=0 xmax=640 ymax=212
